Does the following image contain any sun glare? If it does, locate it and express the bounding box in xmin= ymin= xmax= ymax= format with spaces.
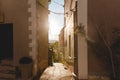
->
xmin=49 ymin=19 xmax=58 ymax=33
xmin=48 ymin=0 xmax=64 ymax=41
xmin=49 ymin=17 xmax=59 ymax=40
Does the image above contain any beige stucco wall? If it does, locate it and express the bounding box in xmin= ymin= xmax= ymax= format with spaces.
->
xmin=64 ymin=0 xmax=120 ymax=79
xmin=64 ymin=0 xmax=76 ymax=61
xmin=0 ymin=0 xmax=49 ymax=76
xmin=0 ymin=0 xmax=30 ymax=65
xmin=36 ymin=0 xmax=49 ymax=71
xmin=59 ymin=27 xmax=64 ymax=53
xmin=88 ymin=0 xmax=120 ymax=78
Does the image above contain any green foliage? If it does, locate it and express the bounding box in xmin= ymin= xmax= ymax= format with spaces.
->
xmin=74 ymin=23 xmax=86 ymax=37
xmin=49 ymin=41 xmax=59 ymax=62
xmin=49 ymin=41 xmax=59 ymax=50
xmin=74 ymin=23 xmax=95 ymax=43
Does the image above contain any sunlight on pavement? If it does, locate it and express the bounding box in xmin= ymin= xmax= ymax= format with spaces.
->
xmin=40 ymin=63 xmax=75 ymax=80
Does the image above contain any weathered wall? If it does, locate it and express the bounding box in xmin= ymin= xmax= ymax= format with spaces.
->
xmin=36 ymin=0 xmax=49 ymax=71
xmin=64 ymin=0 xmax=120 ymax=79
xmin=64 ymin=0 xmax=75 ymax=61
xmin=77 ymin=0 xmax=88 ymax=79
xmin=64 ymin=0 xmax=76 ymax=73
xmin=0 ymin=0 xmax=49 ymax=77
xmin=0 ymin=0 xmax=30 ymax=65
xmin=88 ymin=0 xmax=120 ymax=78
xmin=59 ymin=27 xmax=64 ymax=53
xmin=28 ymin=0 xmax=38 ymax=76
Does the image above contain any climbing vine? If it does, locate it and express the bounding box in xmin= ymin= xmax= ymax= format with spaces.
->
xmin=74 ymin=23 xmax=94 ymax=43
xmin=74 ymin=23 xmax=86 ymax=37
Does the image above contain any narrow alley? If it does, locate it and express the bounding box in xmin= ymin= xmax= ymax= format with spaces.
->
xmin=40 ymin=63 xmax=75 ymax=80
xmin=0 ymin=0 xmax=120 ymax=80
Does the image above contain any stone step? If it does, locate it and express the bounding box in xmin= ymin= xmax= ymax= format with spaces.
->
xmin=0 ymin=65 xmax=16 ymax=71
xmin=1 ymin=59 xmax=13 ymax=66
xmin=0 ymin=73 xmax=16 ymax=79
xmin=0 ymin=59 xmax=18 ymax=79
xmin=0 ymin=78 xmax=14 ymax=80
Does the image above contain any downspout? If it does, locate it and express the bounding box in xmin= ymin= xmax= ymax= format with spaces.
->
xmin=74 ymin=0 xmax=78 ymax=79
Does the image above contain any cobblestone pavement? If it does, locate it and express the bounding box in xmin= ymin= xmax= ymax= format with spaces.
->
xmin=40 ymin=63 xmax=75 ymax=80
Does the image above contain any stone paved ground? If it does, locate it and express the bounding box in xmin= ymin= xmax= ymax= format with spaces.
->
xmin=40 ymin=63 xmax=75 ymax=80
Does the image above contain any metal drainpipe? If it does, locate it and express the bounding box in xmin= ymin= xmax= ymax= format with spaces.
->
xmin=74 ymin=1 xmax=78 ymax=79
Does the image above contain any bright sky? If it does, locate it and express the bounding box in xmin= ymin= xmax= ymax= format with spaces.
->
xmin=48 ymin=0 xmax=64 ymax=41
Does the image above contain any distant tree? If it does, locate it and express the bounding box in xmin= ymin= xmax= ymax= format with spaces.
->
xmin=49 ymin=41 xmax=59 ymax=62
xmin=49 ymin=41 xmax=59 ymax=51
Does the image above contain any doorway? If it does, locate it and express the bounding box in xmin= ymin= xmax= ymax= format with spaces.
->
xmin=0 ymin=23 xmax=13 ymax=60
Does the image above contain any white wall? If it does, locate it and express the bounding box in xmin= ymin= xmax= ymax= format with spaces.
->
xmin=77 ymin=0 xmax=88 ymax=79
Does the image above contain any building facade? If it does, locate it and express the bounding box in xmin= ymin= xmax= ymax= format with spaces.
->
xmin=0 ymin=0 xmax=50 ymax=79
xmin=59 ymin=27 xmax=64 ymax=54
xmin=64 ymin=0 xmax=76 ymax=73
xmin=64 ymin=0 xmax=120 ymax=80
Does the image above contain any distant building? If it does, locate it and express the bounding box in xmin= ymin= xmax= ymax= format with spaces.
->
xmin=59 ymin=27 xmax=64 ymax=54
xmin=0 ymin=0 xmax=50 ymax=79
